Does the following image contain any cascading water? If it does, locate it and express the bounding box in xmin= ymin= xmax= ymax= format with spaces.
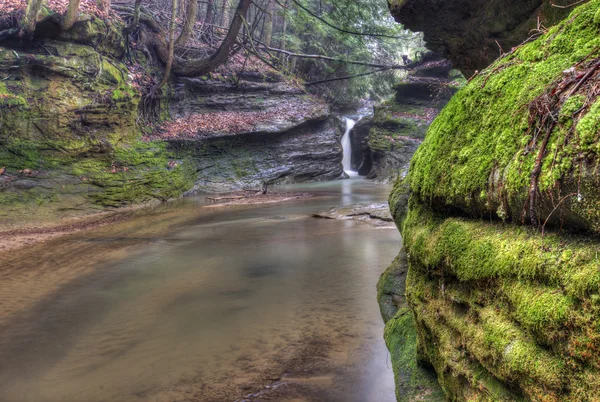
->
xmin=341 ymin=117 xmax=358 ymax=177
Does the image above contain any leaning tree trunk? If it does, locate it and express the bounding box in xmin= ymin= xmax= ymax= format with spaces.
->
xmin=20 ymin=0 xmax=44 ymax=38
xmin=61 ymin=0 xmax=81 ymax=31
xmin=175 ymin=0 xmax=198 ymax=47
xmin=170 ymin=0 xmax=252 ymax=77
xmin=157 ymin=0 xmax=179 ymax=89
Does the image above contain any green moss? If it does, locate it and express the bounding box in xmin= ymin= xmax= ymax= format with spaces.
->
xmin=576 ymin=98 xmax=600 ymax=149
xmin=406 ymin=0 xmax=600 ymax=231
xmin=384 ymin=309 xmax=446 ymax=401
xmin=0 ymin=81 xmax=28 ymax=108
xmin=399 ymin=200 xmax=600 ymax=400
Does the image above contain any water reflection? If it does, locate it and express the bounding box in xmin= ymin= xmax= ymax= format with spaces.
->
xmin=0 ymin=178 xmax=400 ymax=402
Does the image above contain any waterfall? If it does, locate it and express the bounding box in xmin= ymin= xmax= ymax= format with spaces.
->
xmin=341 ymin=117 xmax=358 ymax=177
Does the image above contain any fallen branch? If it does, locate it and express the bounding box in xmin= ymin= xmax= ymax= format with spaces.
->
xmin=567 ymin=58 xmax=600 ymax=97
xmin=254 ymin=41 xmax=410 ymax=69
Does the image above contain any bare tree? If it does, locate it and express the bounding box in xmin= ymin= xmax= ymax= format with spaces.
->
xmin=262 ymin=0 xmax=274 ymax=47
xmin=132 ymin=0 xmax=143 ymax=29
xmin=221 ymin=0 xmax=231 ymax=27
xmin=20 ymin=0 xmax=44 ymax=38
xmin=175 ymin=0 xmax=198 ymax=47
xmin=157 ymin=0 xmax=179 ymax=89
xmin=150 ymin=0 xmax=253 ymax=77
xmin=61 ymin=0 xmax=82 ymax=31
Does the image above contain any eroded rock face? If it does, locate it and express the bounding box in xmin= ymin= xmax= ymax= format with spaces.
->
xmin=0 ymin=17 xmax=342 ymax=227
xmin=366 ymin=53 xmax=462 ymax=182
xmin=0 ymin=19 xmax=192 ymax=228
xmin=349 ymin=116 xmax=373 ymax=174
xmin=383 ymin=2 xmax=600 ymax=400
xmin=165 ymin=77 xmax=343 ymax=192
xmin=170 ymin=117 xmax=343 ymax=193
xmin=388 ymin=0 xmax=574 ymax=76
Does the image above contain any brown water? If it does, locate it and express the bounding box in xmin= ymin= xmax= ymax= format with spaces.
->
xmin=0 ymin=178 xmax=400 ymax=402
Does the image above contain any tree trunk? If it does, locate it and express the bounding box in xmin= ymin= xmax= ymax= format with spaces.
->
xmin=132 ymin=0 xmax=143 ymax=28
xmin=262 ymin=0 xmax=274 ymax=47
xmin=205 ymin=0 xmax=215 ymax=25
xmin=61 ymin=0 xmax=81 ymax=31
xmin=175 ymin=0 xmax=198 ymax=47
xmin=171 ymin=0 xmax=252 ymax=77
xmin=279 ymin=0 xmax=289 ymax=68
xmin=20 ymin=0 xmax=44 ymax=38
xmin=157 ymin=0 xmax=179 ymax=89
xmin=221 ymin=0 xmax=230 ymax=27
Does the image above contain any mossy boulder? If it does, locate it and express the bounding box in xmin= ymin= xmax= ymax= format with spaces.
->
xmin=383 ymin=1 xmax=600 ymax=400
xmin=399 ymin=200 xmax=600 ymax=401
xmin=407 ymin=0 xmax=600 ymax=234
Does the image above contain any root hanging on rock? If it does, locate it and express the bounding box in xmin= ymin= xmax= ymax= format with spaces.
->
xmin=524 ymin=55 xmax=600 ymax=227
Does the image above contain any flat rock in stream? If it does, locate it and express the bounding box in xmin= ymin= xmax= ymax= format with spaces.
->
xmin=312 ymin=204 xmax=394 ymax=227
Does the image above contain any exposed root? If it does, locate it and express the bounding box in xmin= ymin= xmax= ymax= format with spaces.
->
xmin=524 ymin=54 xmax=600 ymax=227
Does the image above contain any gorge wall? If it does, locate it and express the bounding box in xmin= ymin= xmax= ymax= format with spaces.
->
xmin=381 ymin=0 xmax=600 ymax=400
xmin=362 ymin=52 xmax=462 ymax=182
xmin=388 ymin=0 xmax=575 ymax=76
xmin=0 ymin=16 xmax=342 ymax=228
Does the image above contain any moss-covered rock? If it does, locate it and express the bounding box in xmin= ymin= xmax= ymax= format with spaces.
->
xmin=383 ymin=1 xmax=600 ymax=400
xmin=407 ymin=0 xmax=600 ymax=234
xmin=400 ymin=200 xmax=600 ymax=401
xmin=366 ymin=53 xmax=463 ymax=182
xmin=0 ymin=18 xmax=195 ymax=227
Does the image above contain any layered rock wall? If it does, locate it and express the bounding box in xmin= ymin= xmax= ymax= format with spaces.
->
xmin=388 ymin=0 xmax=577 ymax=76
xmin=0 ymin=17 xmax=342 ymax=227
xmin=365 ymin=53 xmax=462 ymax=182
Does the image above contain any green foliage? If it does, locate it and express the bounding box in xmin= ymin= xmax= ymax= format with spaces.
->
xmin=279 ymin=0 xmax=422 ymax=106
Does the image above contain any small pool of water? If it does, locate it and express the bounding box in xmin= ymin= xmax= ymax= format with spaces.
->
xmin=0 ymin=178 xmax=400 ymax=402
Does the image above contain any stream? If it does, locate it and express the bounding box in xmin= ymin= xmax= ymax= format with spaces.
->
xmin=0 ymin=178 xmax=399 ymax=402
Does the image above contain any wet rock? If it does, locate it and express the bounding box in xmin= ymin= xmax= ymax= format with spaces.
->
xmin=365 ymin=53 xmax=463 ymax=183
xmin=349 ymin=116 xmax=373 ymax=174
xmin=312 ymin=203 xmax=394 ymax=227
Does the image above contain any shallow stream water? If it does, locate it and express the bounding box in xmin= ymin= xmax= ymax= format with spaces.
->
xmin=0 ymin=178 xmax=400 ymax=402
